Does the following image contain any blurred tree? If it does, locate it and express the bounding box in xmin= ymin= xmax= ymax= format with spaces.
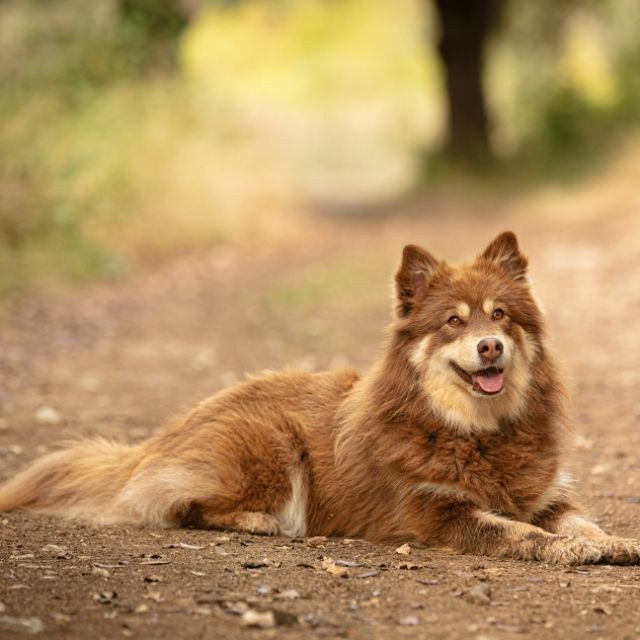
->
xmin=119 ymin=0 xmax=189 ymax=40
xmin=118 ymin=0 xmax=200 ymax=68
xmin=433 ymin=0 xmax=505 ymax=164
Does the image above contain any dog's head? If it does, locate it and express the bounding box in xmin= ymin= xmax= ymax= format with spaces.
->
xmin=394 ymin=231 xmax=545 ymax=432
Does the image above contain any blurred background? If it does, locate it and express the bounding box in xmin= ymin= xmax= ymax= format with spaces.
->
xmin=1 ymin=0 xmax=640 ymax=296
xmin=2 ymin=8 xmax=640 ymax=611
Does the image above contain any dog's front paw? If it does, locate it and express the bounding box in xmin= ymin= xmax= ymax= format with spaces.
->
xmin=537 ymin=535 xmax=640 ymax=566
xmin=240 ymin=512 xmax=281 ymax=536
xmin=535 ymin=537 xmax=604 ymax=566
xmin=596 ymin=536 xmax=640 ymax=565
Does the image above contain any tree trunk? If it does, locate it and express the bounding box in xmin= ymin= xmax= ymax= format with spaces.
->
xmin=433 ymin=0 xmax=504 ymax=164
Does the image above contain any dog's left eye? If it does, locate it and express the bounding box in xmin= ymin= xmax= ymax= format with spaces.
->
xmin=492 ymin=308 xmax=505 ymax=320
xmin=447 ymin=315 xmax=462 ymax=326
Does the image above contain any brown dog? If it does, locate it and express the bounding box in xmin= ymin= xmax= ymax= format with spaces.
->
xmin=1 ymin=232 xmax=638 ymax=565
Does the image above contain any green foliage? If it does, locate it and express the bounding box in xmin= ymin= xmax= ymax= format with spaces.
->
xmin=491 ymin=0 xmax=640 ymax=178
xmin=2 ymin=0 xmax=640 ymax=297
xmin=522 ymin=87 xmax=612 ymax=177
xmin=0 ymin=0 xmax=195 ymax=296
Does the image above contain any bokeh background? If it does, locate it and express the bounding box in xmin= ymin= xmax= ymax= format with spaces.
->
xmin=3 ymin=4 xmax=640 ymax=636
xmin=2 ymin=0 xmax=640 ymax=295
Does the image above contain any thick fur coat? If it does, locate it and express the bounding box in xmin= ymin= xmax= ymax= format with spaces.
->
xmin=1 ymin=232 xmax=638 ymax=565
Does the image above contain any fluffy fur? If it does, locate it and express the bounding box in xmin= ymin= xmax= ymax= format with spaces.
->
xmin=1 ymin=231 xmax=639 ymax=565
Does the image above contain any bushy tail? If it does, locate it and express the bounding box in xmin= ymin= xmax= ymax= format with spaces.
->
xmin=0 ymin=438 xmax=142 ymax=525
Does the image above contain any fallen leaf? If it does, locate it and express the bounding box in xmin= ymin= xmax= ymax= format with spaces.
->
xmin=321 ymin=557 xmax=348 ymax=577
xmin=50 ymin=613 xmax=71 ymax=624
xmin=306 ymin=536 xmax=327 ymax=548
xmin=395 ymin=543 xmax=412 ymax=555
xmin=164 ymin=542 xmax=206 ymax=550
xmin=143 ymin=575 xmax=164 ymax=583
xmin=241 ymin=610 xmax=275 ymax=629
xmin=242 ymin=559 xmax=269 ymax=569
xmin=241 ymin=609 xmax=297 ymax=628
xmin=143 ymin=592 xmax=164 ymax=603
xmin=40 ymin=544 xmax=71 ymax=559
xmin=91 ymin=566 xmax=110 ymax=578
xmin=398 ymin=615 xmax=419 ymax=626
xmin=274 ymin=589 xmax=300 ymax=600
xmin=222 ymin=601 xmax=249 ymax=615
xmin=92 ymin=591 xmax=117 ymax=605
xmin=334 ymin=559 xmax=362 ymax=568
xmin=93 ymin=562 xmax=127 ymax=569
xmin=593 ymin=606 xmax=612 ymax=615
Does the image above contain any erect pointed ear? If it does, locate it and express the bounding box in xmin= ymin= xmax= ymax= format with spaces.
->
xmin=480 ymin=231 xmax=528 ymax=282
xmin=394 ymin=244 xmax=439 ymax=317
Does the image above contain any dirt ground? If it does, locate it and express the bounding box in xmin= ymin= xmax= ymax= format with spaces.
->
xmin=2 ymin=167 xmax=640 ymax=639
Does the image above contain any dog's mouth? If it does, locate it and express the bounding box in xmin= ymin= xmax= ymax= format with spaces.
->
xmin=450 ymin=362 xmax=504 ymax=395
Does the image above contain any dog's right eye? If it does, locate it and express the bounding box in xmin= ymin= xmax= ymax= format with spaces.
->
xmin=447 ymin=315 xmax=462 ymax=327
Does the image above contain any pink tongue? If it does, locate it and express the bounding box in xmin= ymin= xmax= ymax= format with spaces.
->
xmin=472 ymin=371 xmax=504 ymax=394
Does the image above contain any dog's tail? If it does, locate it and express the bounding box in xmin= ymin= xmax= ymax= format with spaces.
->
xmin=0 ymin=438 xmax=146 ymax=525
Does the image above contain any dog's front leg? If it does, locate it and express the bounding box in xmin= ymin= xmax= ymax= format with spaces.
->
xmin=531 ymin=500 xmax=605 ymax=537
xmin=426 ymin=500 xmax=640 ymax=565
xmin=531 ymin=499 xmax=640 ymax=564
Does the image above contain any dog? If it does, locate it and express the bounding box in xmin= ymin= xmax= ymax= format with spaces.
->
xmin=1 ymin=231 xmax=638 ymax=565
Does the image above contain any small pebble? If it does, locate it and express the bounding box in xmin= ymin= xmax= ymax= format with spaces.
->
xmin=0 ymin=616 xmax=45 ymax=634
xmin=35 ymin=407 xmax=61 ymax=425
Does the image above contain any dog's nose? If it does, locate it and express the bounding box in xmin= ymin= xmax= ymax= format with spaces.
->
xmin=477 ymin=337 xmax=503 ymax=363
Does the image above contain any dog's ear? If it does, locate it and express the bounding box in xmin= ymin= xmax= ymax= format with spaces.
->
xmin=394 ymin=244 xmax=439 ymax=317
xmin=480 ymin=231 xmax=528 ymax=282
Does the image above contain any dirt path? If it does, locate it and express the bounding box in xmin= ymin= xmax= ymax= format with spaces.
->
xmin=1 ymin=177 xmax=640 ymax=639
